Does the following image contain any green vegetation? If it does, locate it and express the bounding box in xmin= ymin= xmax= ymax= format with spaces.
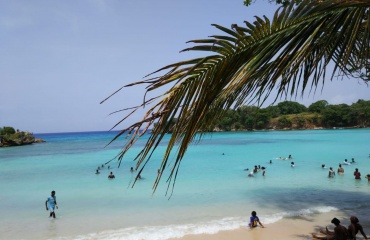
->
xmin=243 ymin=0 xmax=303 ymax=7
xmin=0 ymin=126 xmax=37 ymax=147
xmin=0 ymin=126 xmax=16 ymax=135
xmin=215 ymin=99 xmax=370 ymax=131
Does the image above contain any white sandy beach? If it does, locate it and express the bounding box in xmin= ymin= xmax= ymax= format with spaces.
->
xmin=170 ymin=210 xmax=368 ymax=240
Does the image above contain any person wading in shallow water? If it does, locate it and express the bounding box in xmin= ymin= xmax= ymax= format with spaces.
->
xmin=354 ymin=168 xmax=361 ymax=179
xmin=45 ymin=190 xmax=58 ymax=218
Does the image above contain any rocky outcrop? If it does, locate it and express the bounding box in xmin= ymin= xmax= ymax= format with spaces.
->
xmin=34 ymin=138 xmax=46 ymax=143
xmin=0 ymin=132 xmax=45 ymax=147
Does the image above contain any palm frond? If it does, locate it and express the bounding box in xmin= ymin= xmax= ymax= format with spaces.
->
xmin=103 ymin=0 xmax=370 ymax=194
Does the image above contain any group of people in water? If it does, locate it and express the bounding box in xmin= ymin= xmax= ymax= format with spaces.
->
xmin=95 ymin=164 xmax=116 ymax=179
xmin=245 ymin=154 xmax=293 ymax=177
xmin=322 ymin=158 xmax=370 ymax=181
xmin=94 ymin=164 xmax=144 ymax=180
xmin=312 ymin=216 xmax=368 ymax=240
xmin=246 ymin=154 xmax=370 ymax=181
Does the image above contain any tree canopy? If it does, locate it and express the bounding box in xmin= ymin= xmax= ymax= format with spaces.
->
xmin=103 ymin=0 xmax=370 ymax=194
xmin=243 ymin=0 xmax=303 ymax=7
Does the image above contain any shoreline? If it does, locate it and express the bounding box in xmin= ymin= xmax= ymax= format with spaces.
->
xmin=169 ymin=210 xmax=368 ymax=240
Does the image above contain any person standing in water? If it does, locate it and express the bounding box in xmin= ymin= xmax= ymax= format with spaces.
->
xmin=45 ymin=190 xmax=58 ymax=218
xmin=354 ymin=168 xmax=361 ymax=179
xmin=108 ymin=172 xmax=115 ymax=179
xmin=337 ymin=164 xmax=344 ymax=175
xmin=328 ymin=167 xmax=335 ymax=178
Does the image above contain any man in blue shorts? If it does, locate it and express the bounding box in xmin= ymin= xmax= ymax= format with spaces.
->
xmin=45 ymin=190 xmax=58 ymax=218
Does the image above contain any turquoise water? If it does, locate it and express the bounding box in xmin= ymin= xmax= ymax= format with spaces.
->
xmin=0 ymin=129 xmax=370 ymax=240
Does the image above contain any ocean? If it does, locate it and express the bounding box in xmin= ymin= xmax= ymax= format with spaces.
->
xmin=0 ymin=129 xmax=369 ymax=240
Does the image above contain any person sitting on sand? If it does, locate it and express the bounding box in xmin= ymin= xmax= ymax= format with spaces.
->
xmin=328 ymin=167 xmax=335 ymax=177
xmin=249 ymin=211 xmax=264 ymax=229
xmin=337 ymin=164 xmax=344 ymax=175
xmin=348 ymin=216 xmax=368 ymax=239
xmin=312 ymin=217 xmax=348 ymax=240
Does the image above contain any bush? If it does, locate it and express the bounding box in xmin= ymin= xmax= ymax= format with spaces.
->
xmin=1 ymin=126 xmax=16 ymax=135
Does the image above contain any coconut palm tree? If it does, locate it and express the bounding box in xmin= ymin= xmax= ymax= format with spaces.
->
xmin=102 ymin=0 xmax=370 ymax=194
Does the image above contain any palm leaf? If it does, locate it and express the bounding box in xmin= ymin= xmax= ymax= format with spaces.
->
xmin=103 ymin=0 xmax=370 ymax=194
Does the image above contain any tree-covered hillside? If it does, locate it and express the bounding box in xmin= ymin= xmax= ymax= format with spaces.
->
xmin=214 ymin=99 xmax=370 ymax=131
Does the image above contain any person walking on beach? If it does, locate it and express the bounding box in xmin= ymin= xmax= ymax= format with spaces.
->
xmin=249 ymin=211 xmax=264 ymax=229
xmin=337 ymin=164 xmax=344 ymax=175
xmin=354 ymin=168 xmax=361 ymax=179
xmin=312 ymin=217 xmax=348 ymax=240
xmin=45 ymin=190 xmax=58 ymax=218
xmin=348 ymin=216 xmax=368 ymax=239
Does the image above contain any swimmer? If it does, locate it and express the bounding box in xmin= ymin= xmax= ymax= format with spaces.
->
xmin=130 ymin=167 xmax=134 ymax=172
xmin=322 ymin=164 xmax=326 ymax=169
xmin=248 ymin=172 xmax=254 ymax=177
xmin=343 ymin=159 xmax=351 ymax=165
xmin=291 ymin=162 xmax=295 ymax=167
xmin=328 ymin=167 xmax=335 ymax=177
xmin=365 ymin=174 xmax=370 ymax=182
xmin=269 ymin=160 xmax=272 ymax=164
xmin=108 ymin=172 xmax=115 ymax=179
xmin=288 ymin=154 xmax=292 ymax=159
xmin=261 ymin=167 xmax=266 ymax=176
xmin=95 ymin=169 xmax=100 ymax=174
xmin=351 ymin=158 xmax=355 ymax=163
xmin=354 ymin=168 xmax=361 ymax=179
xmin=253 ymin=165 xmax=258 ymax=173
xmin=337 ymin=164 xmax=344 ymax=174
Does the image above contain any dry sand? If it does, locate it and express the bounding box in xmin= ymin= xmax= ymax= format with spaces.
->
xmin=169 ymin=210 xmax=367 ymax=240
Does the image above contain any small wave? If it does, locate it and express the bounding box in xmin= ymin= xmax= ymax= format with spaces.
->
xmin=53 ymin=206 xmax=337 ymax=240
xmin=262 ymin=206 xmax=338 ymax=224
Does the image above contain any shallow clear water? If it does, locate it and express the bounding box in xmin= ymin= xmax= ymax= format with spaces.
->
xmin=0 ymin=129 xmax=369 ymax=240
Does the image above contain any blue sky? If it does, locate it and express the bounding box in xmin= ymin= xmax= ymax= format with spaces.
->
xmin=1 ymin=0 xmax=369 ymax=133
